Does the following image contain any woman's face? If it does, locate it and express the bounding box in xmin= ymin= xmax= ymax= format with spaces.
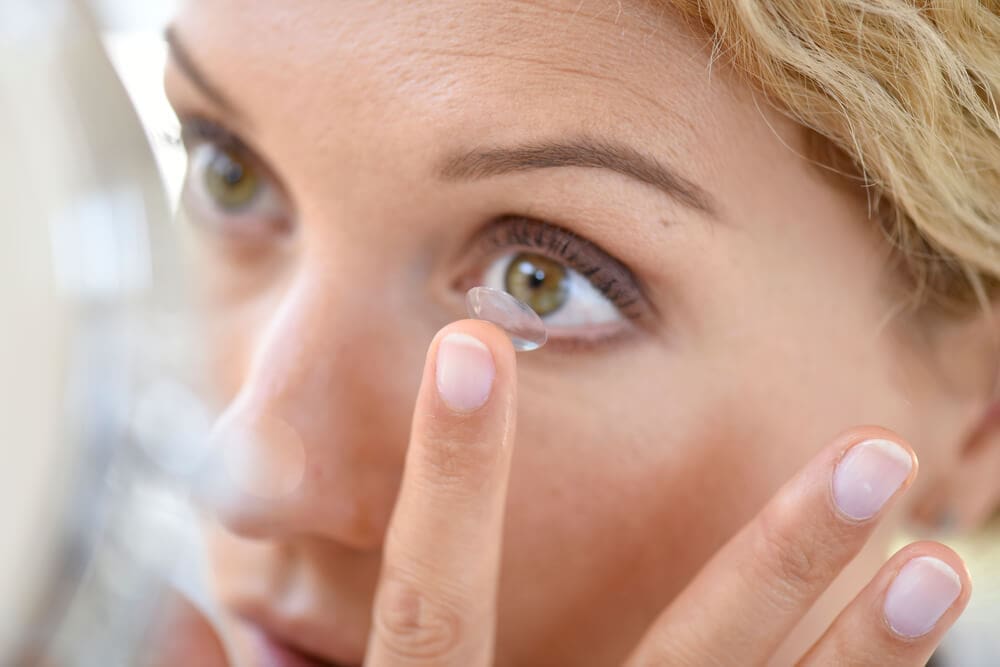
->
xmin=165 ymin=1 xmax=956 ymax=664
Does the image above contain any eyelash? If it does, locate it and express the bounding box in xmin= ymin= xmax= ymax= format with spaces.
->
xmin=474 ymin=216 xmax=647 ymax=321
xmin=180 ymin=116 xmax=245 ymax=153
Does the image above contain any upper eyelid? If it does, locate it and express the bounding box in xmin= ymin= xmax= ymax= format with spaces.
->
xmin=478 ymin=217 xmax=638 ymax=286
xmin=179 ymin=116 xmax=246 ymax=151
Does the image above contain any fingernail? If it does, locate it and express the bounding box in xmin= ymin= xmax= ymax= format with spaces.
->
xmin=884 ymin=556 xmax=962 ymax=638
xmin=435 ymin=332 xmax=495 ymax=412
xmin=832 ymin=438 xmax=913 ymax=520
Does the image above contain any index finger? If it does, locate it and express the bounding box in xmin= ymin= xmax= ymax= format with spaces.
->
xmin=366 ymin=320 xmax=517 ymax=667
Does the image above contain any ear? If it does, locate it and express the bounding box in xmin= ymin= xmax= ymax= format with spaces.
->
xmin=918 ymin=401 xmax=1000 ymax=533
xmin=908 ymin=301 xmax=1000 ymax=534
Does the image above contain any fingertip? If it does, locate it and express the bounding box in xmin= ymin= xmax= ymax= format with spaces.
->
xmin=832 ymin=426 xmax=918 ymax=471
xmin=434 ymin=319 xmax=516 ymax=366
xmin=828 ymin=428 xmax=918 ymax=523
xmin=881 ymin=541 xmax=972 ymax=641
xmin=888 ymin=540 xmax=973 ymax=598
xmin=418 ymin=320 xmax=517 ymax=427
xmin=430 ymin=320 xmax=517 ymax=397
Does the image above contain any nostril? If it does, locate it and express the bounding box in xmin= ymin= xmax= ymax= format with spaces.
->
xmin=197 ymin=400 xmax=308 ymax=516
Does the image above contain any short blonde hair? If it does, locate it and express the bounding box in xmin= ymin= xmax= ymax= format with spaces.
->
xmin=668 ymin=0 xmax=1000 ymax=314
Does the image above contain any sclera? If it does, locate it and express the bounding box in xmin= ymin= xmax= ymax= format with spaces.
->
xmin=465 ymin=286 xmax=548 ymax=351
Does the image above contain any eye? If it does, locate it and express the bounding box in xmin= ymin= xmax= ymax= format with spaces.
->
xmin=179 ymin=119 xmax=291 ymax=244
xmin=195 ymin=142 xmax=261 ymax=210
xmin=482 ymin=251 xmax=620 ymax=329
xmin=467 ymin=217 xmax=650 ymax=344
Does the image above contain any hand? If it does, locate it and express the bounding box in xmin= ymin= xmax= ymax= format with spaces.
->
xmin=364 ymin=320 xmax=971 ymax=666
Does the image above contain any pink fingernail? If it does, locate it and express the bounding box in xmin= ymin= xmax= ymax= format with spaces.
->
xmin=884 ymin=557 xmax=962 ymax=637
xmin=832 ymin=439 xmax=913 ymax=520
xmin=435 ymin=333 xmax=495 ymax=412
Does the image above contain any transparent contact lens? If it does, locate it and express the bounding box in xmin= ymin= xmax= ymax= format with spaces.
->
xmin=466 ymin=286 xmax=548 ymax=351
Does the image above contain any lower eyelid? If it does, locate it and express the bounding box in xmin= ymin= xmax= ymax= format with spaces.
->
xmin=539 ymin=322 xmax=642 ymax=353
xmin=546 ymin=320 xmax=630 ymax=339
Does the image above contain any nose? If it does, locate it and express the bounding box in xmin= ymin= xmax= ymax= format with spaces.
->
xmin=203 ymin=261 xmax=424 ymax=551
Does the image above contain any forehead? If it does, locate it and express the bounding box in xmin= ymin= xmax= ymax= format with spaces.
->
xmin=173 ymin=1 xmax=728 ymax=137
xmin=169 ymin=0 xmax=771 ymax=223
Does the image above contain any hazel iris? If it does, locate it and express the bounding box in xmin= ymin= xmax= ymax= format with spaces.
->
xmin=504 ymin=252 xmax=569 ymax=316
xmin=203 ymin=147 xmax=259 ymax=210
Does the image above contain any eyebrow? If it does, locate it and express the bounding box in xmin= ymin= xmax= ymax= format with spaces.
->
xmin=437 ymin=137 xmax=719 ymax=218
xmin=164 ymin=26 xmax=715 ymax=217
xmin=164 ymin=26 xmax=243 ymax=118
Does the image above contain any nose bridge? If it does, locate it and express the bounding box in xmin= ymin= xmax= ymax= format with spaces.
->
xmin=209 ymin=263 xmax=413 ymax=550
xmin=249 ymin=273 xmax=346 ymax=415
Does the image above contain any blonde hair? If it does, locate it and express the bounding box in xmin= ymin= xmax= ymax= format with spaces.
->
xmin=667 ymin=0 xmax=1000 ymax=314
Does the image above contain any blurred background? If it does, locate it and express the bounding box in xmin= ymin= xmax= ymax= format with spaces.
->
xmin=93 ymin=0 xmax=220 ymax=637
xmin=93 ymin=0 xmax=185 ymax=207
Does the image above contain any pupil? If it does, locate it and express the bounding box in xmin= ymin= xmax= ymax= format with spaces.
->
xmin=223 ymin=162 xmax=244 ymax=186
xmin=204 ymin=147 xmax=259 ymax=210
xmin=528 ymin=268 xmax=545 ymax=288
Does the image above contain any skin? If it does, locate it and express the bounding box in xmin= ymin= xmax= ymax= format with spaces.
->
xmin=162 ymin=1 xmax=1000 ymax=665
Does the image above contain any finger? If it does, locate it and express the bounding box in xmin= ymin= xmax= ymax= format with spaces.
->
xmin=626 ymin=427 xmax=918 ymax=666
xmin=798 ymin=541 xmax=970 ymax=666
xmin=367 ymin=320 xmax=516 ymax=667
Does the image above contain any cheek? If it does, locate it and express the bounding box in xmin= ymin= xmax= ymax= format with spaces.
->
xmin=495 ymin=350 xmax=805 ymax=655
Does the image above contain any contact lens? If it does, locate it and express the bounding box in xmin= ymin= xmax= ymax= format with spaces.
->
xmin=466 ymin=286 xmax=548 ymax=351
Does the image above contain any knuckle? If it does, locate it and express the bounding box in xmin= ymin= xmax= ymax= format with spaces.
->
xmin=418 ymin=413 xmax=502 ymax=489
xmin=374 ymin=570 xmax=466 ymax=661
xmin=831 ymin=628 xmax=880 ymax=663
xmin=749 ymin=494 xmax=830 ymax=607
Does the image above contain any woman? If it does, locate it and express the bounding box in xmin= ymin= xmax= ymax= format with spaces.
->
xmin=160 ymin=1 xmax=1000 ymax=664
